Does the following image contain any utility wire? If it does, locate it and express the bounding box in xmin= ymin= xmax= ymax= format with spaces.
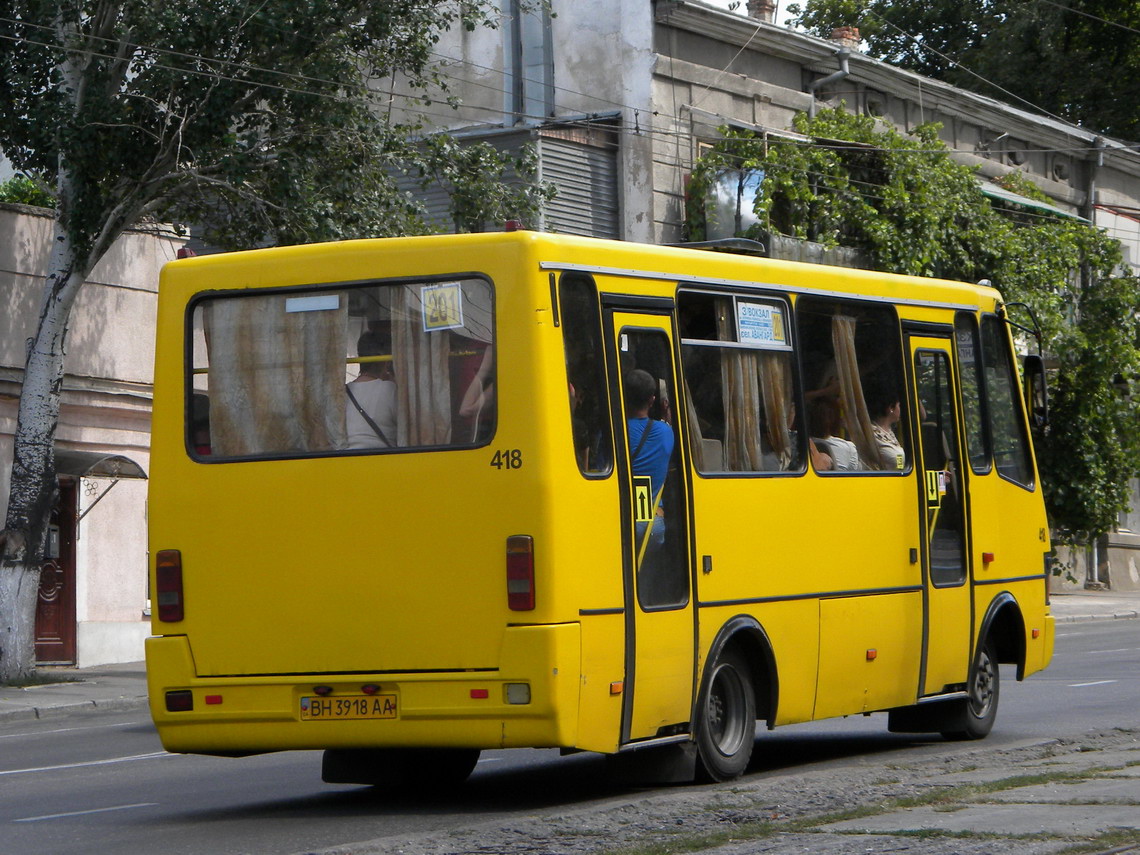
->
xmin=1029 ymin=0 xmax=1140 ymax=36
xmin=864 ymin=9 xmax=1074 ymax=127
xmin=0 ymin=13 xmax=1126 ymax=173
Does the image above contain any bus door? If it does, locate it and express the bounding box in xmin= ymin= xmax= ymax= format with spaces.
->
xmin=606 ymin=311 xmax=695 ymax=743
xmin=908 ymin=336 xmax=971 ymax=695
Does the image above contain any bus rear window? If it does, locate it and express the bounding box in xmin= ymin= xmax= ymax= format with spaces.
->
xmin=188 ymin=277 xmax=494 ymax=459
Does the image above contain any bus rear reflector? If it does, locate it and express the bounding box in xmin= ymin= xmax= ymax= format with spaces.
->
xmin=506 ymin=535 xmax=535 ymax=610
xmin=155 ymin=550 xmax=184 ymax=622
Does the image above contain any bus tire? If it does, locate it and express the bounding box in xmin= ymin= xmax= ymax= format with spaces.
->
xmin=941 ymin=639 xmax=1000 ymax=741
xmin=695 ymin=648 xmax=756 ymax=782
xmin=322 ymin=747 xmax=480 ymax=789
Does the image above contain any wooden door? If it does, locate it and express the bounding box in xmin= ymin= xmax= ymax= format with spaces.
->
xmin=36 ymin=479 xmax=77 ymax=664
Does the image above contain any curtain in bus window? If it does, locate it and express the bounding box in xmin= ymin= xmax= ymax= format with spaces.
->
xmin=760 ymin=351 xmax=792 ymax=463
xmin=716 ymin=310 xmax=765 ymax=470
xmin=831 ymin=314 xmax=879 ymax=469
xmin=683 ymin=375 xmax=708 ymax=471
xmin=392 ymin=284 xmax=454 ymax=446
xmin=203 ymin=294 xmax=348 ymax=456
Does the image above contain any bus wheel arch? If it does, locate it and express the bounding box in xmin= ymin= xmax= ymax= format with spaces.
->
xmin=939 ymin=594 xmax=1023 ymax=741
xmin=978 ymin=592 xmax=1027 ymax=680
xmin=694 ymin=617 xmax=777 ymax=782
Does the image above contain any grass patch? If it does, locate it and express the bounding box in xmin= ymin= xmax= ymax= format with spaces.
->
xmin=885 ymin=829 xmax=1055 ymax=841
xmin=603 ymin=823 xmax=781 ymax=855
xmin=1055 ymin=828 xmax=1140 ymax=853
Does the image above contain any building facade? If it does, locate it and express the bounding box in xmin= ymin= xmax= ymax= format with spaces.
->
xmin=421 ymin=0 xmax=1140 ymax=588
xmin=1 ymin=202 xmax=180 ymax=666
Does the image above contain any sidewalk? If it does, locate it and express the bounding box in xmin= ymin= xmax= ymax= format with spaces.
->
xmin=1048 ymin=588 xmax=1140 ymax=623
xmin=0 ymin=659 xmax=148 ymax=722
xmin=1 ymin=591 xmax=1137 ymax=723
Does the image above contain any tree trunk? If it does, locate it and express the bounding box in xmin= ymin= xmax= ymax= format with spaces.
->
xmin=0 ymin=228 xmax=87 ymax=684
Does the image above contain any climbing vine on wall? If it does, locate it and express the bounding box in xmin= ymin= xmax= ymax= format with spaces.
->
xmin=686 ymin=108 xmax=1140 ymax=543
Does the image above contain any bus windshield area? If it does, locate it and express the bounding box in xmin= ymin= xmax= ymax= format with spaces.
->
xmin=188 ymin=276 xmax=494 ymax=460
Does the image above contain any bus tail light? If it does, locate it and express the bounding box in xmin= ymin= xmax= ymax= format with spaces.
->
xmin=506 ymin=535 xmax=535 ymax=610
xmin=155 ymin=549 xmax=184 ymax=622
xmin=165 ymin=690 xmax=193 ymax=712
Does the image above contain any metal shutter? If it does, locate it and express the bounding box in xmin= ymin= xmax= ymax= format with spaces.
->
xmin=539 ymin=136 xmax=619 ymax=239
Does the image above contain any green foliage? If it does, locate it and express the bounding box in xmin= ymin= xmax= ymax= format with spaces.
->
xmin=687 ymin=108 xmax=1140 ymax=540
xmin=0 ymin=173 xmax=54 ymax=208
xmin=423 ymin=136 xmax=556 ymax=234
xmin=784 ymin=0 xmax=1140 ymax=141
xmin=0 ymin=0 xmax=545 ymax=255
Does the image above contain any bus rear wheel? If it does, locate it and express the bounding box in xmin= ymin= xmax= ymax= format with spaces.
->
xmin=695 ymin=648 xmax=756 ymax=782
xmin=322 ymin=747 xmax=481 ymax=789
xmin=941 ymin=639 xmax=1000 ymax=741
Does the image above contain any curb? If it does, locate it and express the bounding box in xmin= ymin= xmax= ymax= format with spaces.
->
xmin=0 ymin=696 xmax=148 ymax=723
xmin=1054 ymin=610 xmax=1140 ymax=624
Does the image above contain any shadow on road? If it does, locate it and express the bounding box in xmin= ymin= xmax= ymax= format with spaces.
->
xmin=168 ymin=724 xmax=939 ymax=826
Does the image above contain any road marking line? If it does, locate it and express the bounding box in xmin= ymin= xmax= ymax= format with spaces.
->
xmin=0 ymin=722 xmax=135 ymax=740
xmin=1086 ymin=648 xmax=1136 ymax=655
xmin=14 ymin=803 xmax=158 ymax=823
xmin=0 ymin=752 xmax=168 ymax=777
xmin=1069 ymin=680 xmax=1118 ymax=687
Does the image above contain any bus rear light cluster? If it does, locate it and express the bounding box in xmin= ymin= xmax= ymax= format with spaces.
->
xmin=155 ymin=550 xmax=184 ymax=622
xmin=506 ymin=535 xmax=535 ymax=610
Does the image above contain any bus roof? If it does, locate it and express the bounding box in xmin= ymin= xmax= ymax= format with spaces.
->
xmin=164 ymin=230 xmax=1002 ymax=312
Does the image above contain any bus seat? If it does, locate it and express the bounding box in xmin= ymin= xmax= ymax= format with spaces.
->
xmin=701 ymin=438 xmax=725 ymax=472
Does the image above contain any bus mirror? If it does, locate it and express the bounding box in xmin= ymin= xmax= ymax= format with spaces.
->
xmin=1024 ymin=354 xmax=1049 ymax=430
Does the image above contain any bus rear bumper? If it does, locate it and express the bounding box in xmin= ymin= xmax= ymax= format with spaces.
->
xmin=145 ymin=624 xmax=581 ymax=755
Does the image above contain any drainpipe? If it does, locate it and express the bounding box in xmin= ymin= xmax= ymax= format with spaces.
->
xmin=809 ymin=47 xmax=850 ymax=119
xmin=1082 ymin=136 xmax=1105 ymax=222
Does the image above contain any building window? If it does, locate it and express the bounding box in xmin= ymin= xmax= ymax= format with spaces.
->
xmin=506 ymin=0 xmax=553 ymax=124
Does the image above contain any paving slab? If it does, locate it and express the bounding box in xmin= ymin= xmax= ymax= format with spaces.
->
xmin=983 ymin=777 xmax=1140 ymax=803
xmin=821 ymin=803 xmax=1140 ymax=836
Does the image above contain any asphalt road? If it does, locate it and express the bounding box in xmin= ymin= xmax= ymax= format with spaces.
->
xmin=1 ymin=619 xmax=1136 ymax=855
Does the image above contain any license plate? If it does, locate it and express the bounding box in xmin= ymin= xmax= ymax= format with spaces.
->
xmin=300 ymin=695 xmax=397 ymax=721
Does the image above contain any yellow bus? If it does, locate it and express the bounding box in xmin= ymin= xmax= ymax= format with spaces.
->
xmin=146 ymin=230 xmax=1054 ymax=785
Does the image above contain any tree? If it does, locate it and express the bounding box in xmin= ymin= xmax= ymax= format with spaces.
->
xmin=0 ymin=0 xmax=546 ymax=683
xmin=785 ymin=0 xmax=1140 ymax=142
xmin=686 ymin=108 xmax=1140 ymax=544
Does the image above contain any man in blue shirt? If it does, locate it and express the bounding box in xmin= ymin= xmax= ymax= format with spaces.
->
xmin=624 ymin=369 xmax=675 ymax=573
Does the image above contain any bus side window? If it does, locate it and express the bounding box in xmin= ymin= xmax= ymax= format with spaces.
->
xmin=796 ymin=297 xmax=908 ymax=473
xmin=559 ymin=274 xmax=613 ymax=476
xmin=980 ymin=315 xmax=1034 ymax=488
xmin=955 ymin=313 xmax=992 ymax=474
xmin=678 ymin=290 xmax=802 ymax=474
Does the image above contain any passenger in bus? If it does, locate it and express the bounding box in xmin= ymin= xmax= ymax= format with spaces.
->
xmin=624 ymin=369 xmax=674 ymax=564
xmin=865 ymin=375 xmax=906 ymax=470
xmin=568 ymin=379 xmax=586 ymax=466
xmin=808 ymin=395 xmax=861 ymax=471
xmin=459 ymin=345 xmax=495 ymax=442
xmin=345 ymin=331 xmax=397 ymax=449
xmin=191 ymin=393 xmax=212 ymax=456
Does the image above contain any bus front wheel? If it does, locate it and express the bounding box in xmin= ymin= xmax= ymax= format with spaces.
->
xmin=941 ymin=639 xmax=1000 ymax=741
xmin=695 ymin=648 xmax=756 ymax=781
